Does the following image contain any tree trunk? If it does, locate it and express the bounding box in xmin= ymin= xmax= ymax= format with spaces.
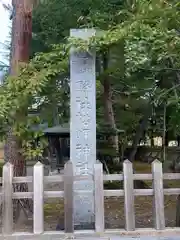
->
xmin=129 ymin=106 xmax=151 ymax=162
xmin=162 ymin=103 xmax=167 ymax=163
xmin=151 ymin=137 xmax=154 ymax=146
xmin=4 ymin=0 xmax=33 ymax=221
xmin=102 ymin=52 xmax=119 ymax=162
xmin=128 ymin=104 xmax=153 ymax=189
xmin=4 ymin=130 xmax=26 ymax=176
xmin=4 ymin=129 xmax=33 ymax=220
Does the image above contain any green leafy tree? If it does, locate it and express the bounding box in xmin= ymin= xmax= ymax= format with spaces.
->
xmin=0 ymin=0 xmax=180 ymax=165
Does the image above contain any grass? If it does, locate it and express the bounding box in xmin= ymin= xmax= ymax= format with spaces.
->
xmin=133 ymin=161 xmax=152 ymax=173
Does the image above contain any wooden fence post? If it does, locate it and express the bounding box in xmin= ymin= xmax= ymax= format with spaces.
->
xmin=94 ymin=163 xmax=104 ymax=233
xmin=33 ymin=162 xmax=44 ymax=234
xmin=152 ymin=160 xmax=165 ymax=230
xmin=64 ymin=161 xmax=74 ymax=233
xmin=2 ymin=162 xmax=13 ymax=235
xmin=123 ymin=160 xmax=135 ymax=231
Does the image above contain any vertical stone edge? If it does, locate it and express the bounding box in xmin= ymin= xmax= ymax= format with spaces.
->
xmin=70 ymin=28 xmax=96 ymax=226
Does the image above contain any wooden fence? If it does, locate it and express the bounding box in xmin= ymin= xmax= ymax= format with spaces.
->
xmin=1 ymin=159 xmax=180 ymax=239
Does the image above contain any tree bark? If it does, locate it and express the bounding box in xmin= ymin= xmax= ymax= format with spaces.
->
xmin=6 ymin=0 xmax=33 ymax=169
xmin=129 ymin=106 xmax=151 ymax=162
xmin=162 ymin=102 xmax=167 ymax=163
xmin=4 ymin=0 xmax=33 ymax=221
xmin=102 ymin=52 xmax=119 ymax=162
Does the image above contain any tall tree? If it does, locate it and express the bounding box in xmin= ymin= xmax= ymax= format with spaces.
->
xmin=0 ymin=0 xmax=180 ymax=168
xmin=4 ymin=0 xmax=34 ymax=221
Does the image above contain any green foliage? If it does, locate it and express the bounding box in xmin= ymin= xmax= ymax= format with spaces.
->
xmin=1 ymin=0 xmax=180 ymax=158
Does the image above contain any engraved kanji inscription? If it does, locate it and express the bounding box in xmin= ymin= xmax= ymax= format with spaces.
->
xmin=76 ymin=128 xmax=90 ymax=141
xmin=70 ymin=29 xmax=96 ymax=225
xmin=75 ymin=78 xmax=93 ymax=90
xmin=75 ymin=143 xmax=91 ymax=163
xmin=75 ymin=143 xmax=82 ymax=160
xmin=83 ymin=144 xmax=90 ymax=160
xmin=76 ymin=114 xmax=91 ymax=128
xmin=73 ymin=51 xmax=92 ymax=59
xmin=75 ymin=94 xmax=92 ymax=110
xmin=71 ymin=52 xmax=94 ymax=77
xmin=76 ymin=163 xmax=89 ymax=175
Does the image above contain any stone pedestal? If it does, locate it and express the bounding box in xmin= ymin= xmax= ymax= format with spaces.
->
xmin=70 ymin=29 xmax=96 ymax=228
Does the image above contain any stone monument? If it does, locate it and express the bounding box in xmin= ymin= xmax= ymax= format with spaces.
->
xmin=70 ymin=29 xmax=96 ymax=228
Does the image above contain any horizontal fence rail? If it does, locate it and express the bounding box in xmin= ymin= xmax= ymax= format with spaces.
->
xmin=1 ymin=159 xmax=180 ymax=238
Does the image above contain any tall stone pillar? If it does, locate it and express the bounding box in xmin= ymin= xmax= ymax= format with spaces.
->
xmin=70 ymin=29 xmax=96 ymax=228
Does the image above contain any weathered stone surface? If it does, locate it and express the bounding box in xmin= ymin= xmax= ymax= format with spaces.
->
xmin=70 ymin=29 xmax=96 ymax=226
